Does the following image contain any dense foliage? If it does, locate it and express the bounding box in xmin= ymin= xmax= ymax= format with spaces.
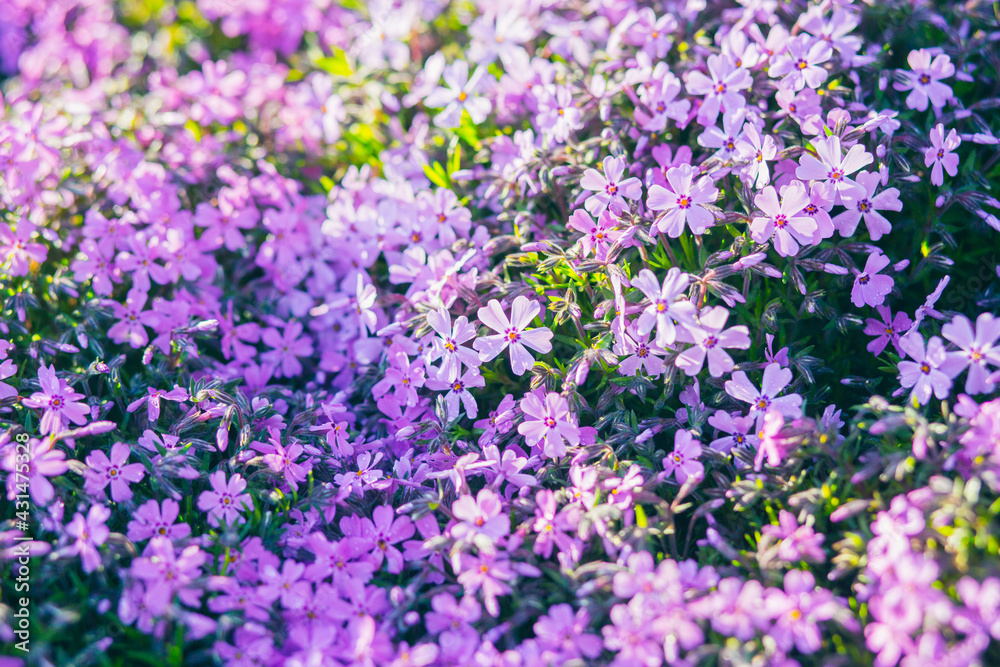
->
xmin=2 ymin=0 xmax=1000 ymax=665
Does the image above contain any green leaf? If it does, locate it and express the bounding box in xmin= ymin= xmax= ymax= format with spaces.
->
xmin=423 ymin=162 xmax=450 ymax=189
xmin=317 ymin=49 xmax=352 ymax=77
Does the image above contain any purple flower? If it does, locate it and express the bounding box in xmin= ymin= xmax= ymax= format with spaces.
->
xmin=197 ymin=471 xmax=253 ymax=527
xmin=685 ymin=54 xmax=751 ymax=126
xmin=735 ymin=123 xmax=777 ymax=188
xmin=518 ymin=390 xmax=580 ymax=459
xmin=749 ymin=180 xmax=817 ymax=256
xmin=851 ymin=251 xmax=894 ymax=308
xmin=615 ymin=326 xmax=668 ymax=377
xmin=755 ymin=409 xmax=789 ymax=469
xmin=126 ymin=385 xmax=189 ymax=422
xmin=21 ymin=364 xmax=89 ymax=436
xmin=452 ymin=488 xmax=509 ymax=547
xmin=924 ymin=123 xmax=962 ymax=186
xmin=372 ymin=344 xmax=426 ymax=409
xmin=534 ymin=604 xmax=603 ymax=660
xmin=473 ymin=296 xmax=553 ymax=376
xmin=360 ymin=505 xmax=415 ymax=574
xmin=725 ymin=362 xmax=803 ymax=429
xmin=662 ymin=430 xmax=704 ymax=484
xmin=580 ymin=155 xmax=643 ymax=216
xmin=567 ymin=209 xmax=623 ymax=260
xmin=105 ymin=289 xmax=158 ymax=348
xmin=631 ymin=267 xmax=697 ymax=347
xmin=0 ymin=220 xmax=46 ymax=277
xmin=895 ymin=48 xmax=954 ymax=111
xmin=456 ymin=551 xmax=516 ymax=617
xmin=766 ymin=570 xmax=841 ymax=654
xmin=835 ymin=171 xmax=902 ymax=241
xmin=768 ymin=34 xmax=832 ymax=91
xmin=675 ymin=305 xmax=751 ymax=377
xmin=127 ymin=498 xmax=191 ymax=542
xmin=425 ymin=307 xmax=480 ymax=382
xmin=761 ymin=510 xmax=826 ymax=563
xmin=2 ymin=438 xmax=67 ymax=506
xmin=898 ymin=332 xmax=964 ymax=406
xmin=941 ymin=313 xmax=1000 ymax=395
xmin=261 ymin=320 xmax=313 ymax=378
xmin=130 ymin=536 xmax=206 ymax=614
xmin=425 ymin=366 xmax=485 ymax=422
xmin=707 ymin=410 xmax=760 ymax=453
xmin=646 ymin=164 xmax=719 ymax=237
xmin=424 ymin=60 xmax=492 ymax=128
xmin=700 ymin=578 xmax=771 ymax=641
xmin=473 ymin=393 xmax=517 ymax=446
xmin=258 ymin=560 xmax=309 ymax=610
xmin=864 ymin=305 xmax=913 ymax=356
xmin=64 ymin=504 xmax=111 ymax=573
xmin=84 ymin=442 xmax=146 ymax=503
xmin=795 ymin=135 xmax=872 ymax=206
xmin=602 ymin=603 xmax=663 ymax=666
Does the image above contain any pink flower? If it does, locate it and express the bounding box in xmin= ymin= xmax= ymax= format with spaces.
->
xmin=130 ymin=536 xmax=206 ymax=614
xmin=534 ymin=604 xmax=603 ymax=659
xmin=84 ymin=442 xmax=146 ymax=503
xmin=580 ymin=155 xmax=644 ymax=216
xmin=615 ymin=326 xmax=668 ymax=377
xmin=451 ymin=488 xmax=509 ymax=546
xmin=260 ymin=320 xmax=313 ymax=378
xmin=662 ymin=430 xmax=704 ymax=484
xmin=567 ymin=209 xmax=623 ymax=260
xmin=361 ymin=505 xmax=415 ymax=574
xmin=424 ymin=60 xmax=492 ymax=128
xmin=725 ymin=362 xmax=804 ymax=429
xmin=355 ymin=275 xmax=378 ymax=337
xmin=372 ymin=344 xmax=426 ymax=408
xmin=0 ymin=220 xmax=46 ymax=277
xmin=685 ymin=54 xmax=752 ymax=126
xmin=851 ymin=251 xmax=894 ymax=308
xmin=795 ymin=135 xmax=872 ymax=206
xmin=425 ymin=307 xmax=480 ymax=382
xmin=923 ymin=124 xmax=961 ymax=186
xmin=197 ymin=471 xmax=253 ymax=526
xmin=761 ymin=510 xmax=826 ymax=563
xmin=456 ymin=552 xmax=516 ymax=617
xmin=258 ymin=560 xmax=309 ymax=609
xmin=941 ymin=313 xmax=1000 ymax=394
xmin=21 ymin=364 xmax=89 ymax=435
xmin=425 ymin=366 xmax=485 ymax=421
xmin=126 ymin=385 xmax=189 ymax=422
xmin=646 ymin=164 xmax=719 ymax=237
xmin=834 ymin=171 xmax=902 ymax=240
xmin=897 ymin=332 xmax=964 ymax=405
xmin=768 ymin=34 xmax=832 ymax=91
xmin=106 ymin=289 xmax=158 ymax=348
xmin=2 ymin=438 xmax=67 ymax=506
xmin=631 ymin=267 xmax=697 ymax=347
xmin=473 ymin=296 xmax=553 ymax=376
xmin=895 ymin=48 xmax=954 ymax=111
xmin=256 ymin=433 xmax=314 ymax=492
xmin=749 ymin=180 xmax=817 ymax=256
xmin=127 ymin=498 xmax=191 ymax=542
xmin=708 ymin=410 xmax=760 ymax=453
xmin=675 ymin=306 xmax=751 ymax=377
xmin=518 ymin=390 xmax=580 ymax=458
xmin=736 ymin=123 xmax=777 ymax=189
xmin=64 ymin=504 xmax=111 ymax=573
xmin=864 ymin=305 xmax=913 ymax=356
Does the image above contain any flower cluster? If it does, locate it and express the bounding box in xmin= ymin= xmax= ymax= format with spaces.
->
xmin=1 ymin=0 xmax=1000 ymax=666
